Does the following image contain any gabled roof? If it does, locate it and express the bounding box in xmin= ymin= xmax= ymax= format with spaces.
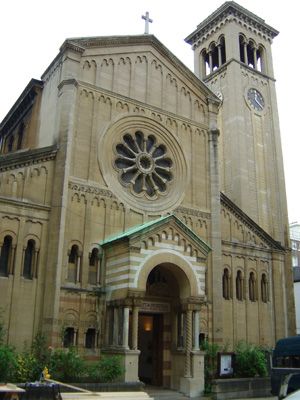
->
xmin=42 ymin=34 xmax=219 ymax=102
xmin=100 ymin=214 xmax=212 ymax=255
xmin=185 ymin=1 xmax=279 ymax=45
xmin=0 ymin=79 xmax=43 ymax=137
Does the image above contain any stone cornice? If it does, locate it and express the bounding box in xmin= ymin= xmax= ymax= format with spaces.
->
xmin=60 ymin=285 xmax=105 ymax=295
xmin=220 ymin=192 xmax=286 ymax=252
xmin=203 ymin=58 xmax=276 ymax=84
xmin=57 ymin=78 xmax=79 ymax=91
xmin=0 ymin=145 xmax=57 ymax=171
xmin=174 ymin=206 xmax=211 ymax=219
xmin=77 ymin=81 xmax=209 ymax=131
xmin=222 ymin=240 xmax=276 ymax=255
xmin=185 ymin=1 xmax=279 ymax=45
xmin=0 ymin=197 xmax=51 ymax=214
xmin=59 ymin=40 xmax=86 ymax=55
xmin=68 ymin=181 xmax=117 ymax=199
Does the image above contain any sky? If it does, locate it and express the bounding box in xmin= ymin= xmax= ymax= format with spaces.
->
xmin=0 ymin=0 xmax=299 ymax=224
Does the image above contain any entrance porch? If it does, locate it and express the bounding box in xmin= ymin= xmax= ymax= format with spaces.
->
xmin=100 ymin=215 xmax=211 ymax=397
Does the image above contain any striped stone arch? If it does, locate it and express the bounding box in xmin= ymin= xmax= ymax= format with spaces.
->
xmin=135 ymin=249 xmax=202 ymax=298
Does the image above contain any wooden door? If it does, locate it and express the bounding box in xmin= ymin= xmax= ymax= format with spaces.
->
xmin=152 ymin=314 xmax=163 ymax=386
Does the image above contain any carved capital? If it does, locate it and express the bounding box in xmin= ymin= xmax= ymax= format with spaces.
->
xmin=181 ymin=296 xmax=205 ymax=311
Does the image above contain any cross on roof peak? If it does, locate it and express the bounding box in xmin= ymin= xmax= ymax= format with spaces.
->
xmin=142 ymin=12 xmax=153 ymax=34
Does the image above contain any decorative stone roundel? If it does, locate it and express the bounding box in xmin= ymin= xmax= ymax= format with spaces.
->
xmin=114 ymin=131 xmax=173 ymax=200
xmin=98 ymin=116 xmax=189 ymax=214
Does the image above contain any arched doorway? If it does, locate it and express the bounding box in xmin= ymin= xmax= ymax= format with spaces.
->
xmin=100 ymin=215 xmax=210 ymax=396
xmin=137 ymin=264 xmax=181 ymax=386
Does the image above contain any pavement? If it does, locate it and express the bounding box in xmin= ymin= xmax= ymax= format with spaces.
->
xmin=144 ymin=386 xmax=278 ymax=400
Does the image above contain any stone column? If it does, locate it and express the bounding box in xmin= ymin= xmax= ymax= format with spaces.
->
xmin=66 ymin=254 xmax=69 ymax=280
xmin=193 ymin=311 xmax=200 ymax=350
xmin=243 ymin=42 xmax=248 ymax=65
xmin=123 ymin=307 xmax=130 ymax=348
xmin=209 ymin=51 xmax=213 ymax=74
xmin=33 ymin=249 xmax=38 ymax=278
xmin=74 ymin=329 xmax=78 ymax=346
xmin=241 ymin=276 xmax=245 ymax=300
xmin=9 ymin=245 xmax=16 ymax=275
xmin=21 ymin=246 xmax=26 ymax=275
xmin=207 ymin=123 xmax=223 ymax=343
xmin=96 ymin=257 xmax=101 ymax=284
xmin=76 ymin=253 xmax=81 ymax=283
xmin=113 ymin=307 xmax=119 ymax=346
xmin=218 ymin=44 xmax=222 ymax=68
xmin=253 ymin=47 xmax=258 ymax=70
xmin=132 ymin=305 xmax=139 ymax=350
xmin=183 ymin=313 xmax=186 ymax=348
xmin=95 ymin=330 xmax=99 ymax=348
xmin=184 ymin=310 xmax=193 ymax=378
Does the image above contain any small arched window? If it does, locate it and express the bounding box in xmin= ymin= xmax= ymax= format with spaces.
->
xmin=261 ymin=273 xmax=268 ymax=303
xmin=63 ymin=327 xmax=75 ymax=347
xmin=85 ymin=328 xmax=96 ymax=349
xmin=223 ymin=268 xmax=231 ymax=300
xmin=236 ymin=270 xmax=243 ymax=301
xmin=67 ymin=244 xmax=81 ymax=283
xmin=89 ymin=248 xmax=100 ymax=285
xmin=249 ymin=272 xmax=256 ymax=302
xmin=23 ymin=239 xmax=36 ymax=279
xmin=0 ymin=236 xmax=13 ymax=277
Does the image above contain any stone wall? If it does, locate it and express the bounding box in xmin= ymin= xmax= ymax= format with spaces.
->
xmin=212 ymin=377 xmax=273 ymax=400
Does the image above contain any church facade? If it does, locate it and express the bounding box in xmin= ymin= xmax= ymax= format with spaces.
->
xmin=0 ymin=2 xmax=295 ymax=396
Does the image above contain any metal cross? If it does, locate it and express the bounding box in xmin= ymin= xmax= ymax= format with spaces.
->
xmin=142 ymin=12 xmax=153 ymax=34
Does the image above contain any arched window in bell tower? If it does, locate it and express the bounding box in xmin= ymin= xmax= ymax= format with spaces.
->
xmin=210 ymin=42 xmax=219 ymax=72
xmin=219 ymin=35 xmax=226 ymax=65
xmin=200 ymin=36 xmax=226 ymax=78
xmin=239 ymin=35 xmax=264 ymax=73
xmin=257 ymin=45 xmax=266 ymax=73
xmin=201 ymin=49 xmax=210 ymax=77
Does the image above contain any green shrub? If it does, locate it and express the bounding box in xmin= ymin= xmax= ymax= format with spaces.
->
xmin=13 ymin=330 xmax=53 ymax=383
xmin=200 ymin=339 xmax=221 ymax=393
xmin=0 ymin=311 xmax=124 ymax=384
xmin=0 ymin=307 xmax=19 ymax=382
xmin=31 ymin=329 xmax=52 ymax=367
xmin=14 ymin=352 xmax=40 ymax=383
xmin=0 ymin=344 xmax=19 ymax=382
xmin=234 ymin=340 xmax=267 ymax=377
xmin=87 ymin=356 xmax=125 ymax=383
xmin=49 ymin=345 xmax=88 ymax=382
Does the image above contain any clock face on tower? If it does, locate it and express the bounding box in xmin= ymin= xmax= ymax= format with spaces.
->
xmin=247 ymin=88 xmax=265 ymax=111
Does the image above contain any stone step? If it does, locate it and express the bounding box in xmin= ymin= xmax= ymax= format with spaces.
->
xmin=61 ymin=393 xmax=152 ymax=400
xmin=144 ymin=387 xmax=207 ymax=400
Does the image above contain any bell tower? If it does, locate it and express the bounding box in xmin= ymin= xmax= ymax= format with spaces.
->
xmin=185 ymin=2 xmax=289 ymax=246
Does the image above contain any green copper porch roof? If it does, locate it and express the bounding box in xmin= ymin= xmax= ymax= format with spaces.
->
xmin=100 ymin=214 xmax=212 ymax=253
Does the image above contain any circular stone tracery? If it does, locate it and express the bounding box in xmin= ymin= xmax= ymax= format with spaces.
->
xmin=114 ymin=131 xmax=173 ymax=200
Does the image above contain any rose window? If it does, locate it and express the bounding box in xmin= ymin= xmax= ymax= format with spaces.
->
xmin=114 ymin=131 xmax=173 ymax=199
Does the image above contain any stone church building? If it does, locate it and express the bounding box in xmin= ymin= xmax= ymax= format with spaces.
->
xmin=0 ymin=1 xmax=296 ymax=396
